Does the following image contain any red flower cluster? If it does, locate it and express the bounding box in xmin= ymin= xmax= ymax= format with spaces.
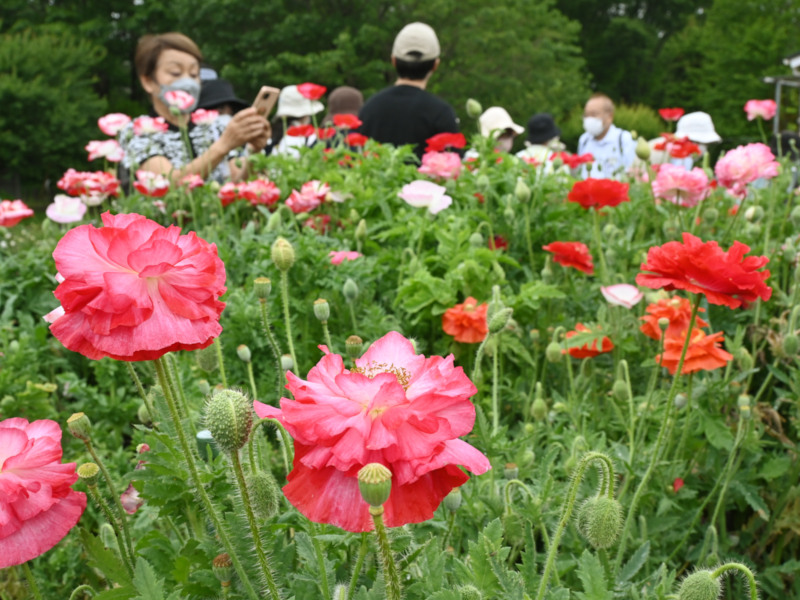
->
xmin=658 ymin=107 xmax=685 ymax=122
xmin=656 ymin=328 xmax=733 ymax=375
xmin=653 ymin=134 xmax=700 ymax=159
xmin=564 ymin=323 xmax=613 ymax=359
xmin=425 ymin=132 xmax=467 ymax=153
xmin=333 ymin=114 xmax=362 ymax=129
xmin=543 ymin=241 xmax=594 ymax=275
xmin=640 ymin=296 xmax=708 ymax=341
xmin=636 ymin=233 xmax=771 ymax=309
xmin=286 ymin=124 xmax=316 ymax=138
xmin=297 ymin=82 xmax=327 ymax=100
xmin=442 ymin=297 xmax=489 ymax=343
xmin=567 ymin=178 xmax=630 ymax=210
xmin=57 ymin=168 xmax=120 ymax=206
xmin=549 ymin=151 xmax=594 ymax=169
xmin=346 ymin=132 xmax=368 ymax=147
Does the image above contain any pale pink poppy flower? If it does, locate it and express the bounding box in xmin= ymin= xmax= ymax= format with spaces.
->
xmin=0 ymin=199 xmax=34 ymax=227
xmin=300 ymin=180 xmax=330 ymax=201
xmin=285 ymin=189 xmax=323 ymax=214
xmin=398 ymin=180 xmax=453 ymax=215
xmin=133 ymin=170 xmax=170 ymax=198
xmin=46 ymin=195 xmax=87 ymax=224
xmin=651 ymin=164 xmax=710 ymax=207
xmin=133 ymin=116 xmax=169 ymax=135
xmin=152 ymin=200 xmax=167 ymax=214
xmin=329 ymin=250 xmax=362 ymax=265
xmin=744 ymin=99 xmax=777 ymax=121
xmin=85 ymin=139 xmax=124 ymax=162
xmin=715 ymin=143 xmax=779 ymax=199
xmin=190 ymin=108 xmax=219 ymax=125
xmin=241 ymin=179 xmax=281 ymax=206
xmin=163 ymin=89 xmax=197 ymax=112
xmin=0 ymin=418 xmax=86 ymax=568
xmin=97 ymin=113 xmax=131 ymax=136
xmin=179 ymin=174 xmax=205 ymax=190
xmin=601 ymin=284 xmax=644 ymax=309
xmin=418 ymin=151 xmax=462 ymax=180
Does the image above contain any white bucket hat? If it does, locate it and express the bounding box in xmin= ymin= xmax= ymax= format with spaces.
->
xmin=275 ymin=85 xmax=324 ymax=118
xmin=675 ymin=112 xmax=721 ymax=144
xmin=479 ymin=107 xmax=524 ymax=138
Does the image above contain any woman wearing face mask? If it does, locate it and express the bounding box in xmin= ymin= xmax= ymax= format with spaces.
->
xmin=118 ymin=33 xmax=269 ymax=184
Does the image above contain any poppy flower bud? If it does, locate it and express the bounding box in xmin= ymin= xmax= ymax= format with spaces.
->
xmin=271 ymin=237 xmax=295 ymax=272
xmin=530 ymin=329 xmax=540 ymax=342
xmin=612 ymin=379 xmax=629 ymax=402
xmin=737 ymin=394 xmax=752 ymax=420
xmin=281 ymin=354 xmax=294 ymax=371
xmin=476 ymin=174 xmax=490 ymax=192
xmin=469 ymin=232 xmax=484 ymax=247
xmin=488 ymin=307 xmax=513 ymax=335
xmin=343 ymin=278 xmax=359 ymax=303
xmin=635 ymin=137 xmax=651 ymax=161
xmin=212 ymin=553 xmax=233 ymax=586
xmin=208 ymin=180 xmax=221 ymax=193
xmin=346 ymin=335 xmax=363 ymax=359
xmin=355 ymin=218 xmax=367 ymax=243
xmin=67 ymin=412 xmax=92 ymax=441
xmin=248 ymin=470 xmax=281 ymax=520
xmin=663 ymin=218 xmax=680 ymax=238
xmin=313 ymin=298 xmax=330 ymax=322
xmin=205 ymin=389 xmax=253 ymax=453
xmin=734 ymin=346 xmax=754 ymax=371
xmin=236 ymin=344 xmax=251 ymax=363
xmin=545 ymin=340 xmax=563 ymax=363
xmin=503 ymin=205 xmax=515 ymax=222
xmin=658 ymin=317 xmax=670 ymax=332
xmin=702 ymin=207 xmax=719 ymax=224
xmin=466 ymin=98 xmax=483 ymax=119
xmin=444 ymin=488 xmax=462 ymax=512
xmin=515 ymin=179 xmax=531 ymax=203
xmin=254 ymin=277 xmax=272 ymax=299
xmin=790 ymin=205 xmax=800 ymax=227
xmin=602 ymin=223 xmax=618 ymax=238
xmin=357 ymin=463 xmax=392 ymax=507
xmin=531 ymin=396 xmax=548 ymax=421
xmin=459 ymin=585 xmax=482 ymax=600
xmin=138 ymin=403 xmax=153 ymax=426
xmin=744 ymin=205 xmax=764 ymax=222
xmin=198 ymin=379 xmax=211 ymax=396
xmin=99 ymin=522 xmax=118 ymax=550
xmin=674 ymin=393 xmax=688 ymax=409
xmin=503 ymin=511 xmax=525 ymax=546
xmin=77 ymin=462 xmax=100 ymax=487
xmin=578 ymin=496 xmax=624 ymax=549
xmin=783 ymin=333 xmax=799 ymax=356
xmin=266 ymin=210 xmax=282 ymax=232
xmin=195 ymin=345 xmax=219 ymax=372
xmin=504 ymin=463 xmax=519 ymax=479
xmin=677 ymin=570 xmax=721 ymax=600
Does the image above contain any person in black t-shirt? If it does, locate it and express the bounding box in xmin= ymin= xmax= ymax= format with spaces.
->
xmin=358 ymin=22 xmax=459 ymax=159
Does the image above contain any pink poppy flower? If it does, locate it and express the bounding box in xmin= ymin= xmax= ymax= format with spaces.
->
xmin=217 ymin=182 xmax=240 ymax=207
xmin=418 ymin=151 xmax=462 ymax=180
xmin=0 ymin=199 xmax=34 ymax=227
xmin=85 ymin=140 xmax=124 ymax=163
xmin=600 ymin=284 xmax=643 ymax=309
xmin=398 ymin=180 xmax=452 ymax=215
xmin=253 ymin=331 xmax=491 ymax=532
xmin=285 ymin=189 xmax=322 ymax=214
xmin=133 ymin=170 xmax=170 ymax=198
xmin=714 ymin=143 xmax=779 ymax=199
xmin=163 ymin=89 xmax=197 ymax=112
xmin=44 ymin=212 xmax=226 ymax=361
xmin=120 ymin=444 xmax=149 ymax=515
xmin=190 ymin=108 xmax=219 ymax=126
xmin=744 ymin=99 xmax=777 ymax=121
xmin=56 ymin=169 xmax=120 ymax=206
xmin=132 ymin=116 xmax=169 ymax=135
xmin=97 ymin=113 xmax=131 ymax=136
xmin=301 ymin=180 xmax=330 ymax=201
xmin=329 ymin=250 xmax=362 ymax=265
xmin=240 ymin=179 xmax=281 ymax=207
xmin=46 ymin=195 xmax=87 ymax=224
xmin=0 ymin=418 xmax=86 ymax=568
xmin=297 ymin=82 xmax=327 ymax=100
xmin=179 ymin=174 xmax=205 ymax=190
xmin=651 ymin=164 xmax=710 ymax=207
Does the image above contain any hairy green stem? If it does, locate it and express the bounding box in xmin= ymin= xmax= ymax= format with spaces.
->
xmin=279 ymin=270 xmax=299 ymax=372
xmin=471 ymin=334 xmax=490 ymax=382
xmin=370 ymin=506 xmax=402 ymax=600
xmin=68 ymin=584 xmax=96 ymax=600
xmin=214 ymin=337 xmax=228 ymax=388
xmin=347 ymin=533 xmax=369 ymax=600
xmin=86 ymin=484 xmax=134 ymax=576
xmin=310 ymin=525 xmax=331 ymax=600
xmin=258 ymin=298 xmax=284 ymax=402
xmin=22 ymin=562 xmax=43 ymax=600
xmin=126 ymin=362 xmax=156 ymax=426
xmin=491 ymin=341 xmax=500 ymax=434
xmin=712 ymin=562 xmax=759 ymax=600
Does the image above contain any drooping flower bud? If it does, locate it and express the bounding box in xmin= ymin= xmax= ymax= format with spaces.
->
xmin=677 ymin=570 xmax=722 ymax=600
xmin=674 ymin=393 xmax=688 ymax=410
xmin=545 ymin=340 xmax=563 ymax=363
xmin=612 ymin=379 xmax=629 ymax=402
xmin=737 ymin=393 xmax=752 ymax=420
xmin=458 ymin=585 xmax=482 ymax=600
xmin=531 ymin=396 xmax=548 ymax=421
xmin=635 ymin=136 xmax=651 ymax=161
xmin=137 ymin=403 xmax=152 ymax=426
xmin=503 ymin=463 xmax=519 ymax=479
xmin=67 ymin=412 xmax=92 ymax=441
xmin=502 ymin=511 xmax=525 ymax=546
xmin=198 ymin=379 xmax=211 ymax=396
xmin=346 ymin=335 xmax=363 ymax=359
xmin=466 ymin=98 xmax=483 ymax=119
xmin=702 ymin=207 xmax=718 ymax=224
xmin=313 ymin=298 xmax=330 ymax=322
xmin=212 ymin=553 xmax=233 ymax=587
xmin=514 ymin=179 xmax=531 ymax=203
xmin=783 ymin=333 xmax=799 ymax=356
xmin=744 ymin=205 xmax=764 ymax=222
xmin=99 ymin=522 xmax=118 ymax=550
xmin=266 ymin=210 xmax=282 ymax=232
xmin=77 ymin=462 xmax=100 ymax=486
xmin=488 ymin=307 xmax=513 ymax=335
xmin=355 ymin=219 xmax=367 ymax=243
xmin=343 ymin=278 xmax=359 ymax=303
xmin=271 ymin=237 xmax=295 ymax=272
xmin=476 ymin=174 xmax=490 ymax=192
xmin=357 ymin=463 xmax=392 ymax=507
xmin=469 ymin=232 xmax=485 ymax=247
xmin=204 ymin=389 xmax=253 ymax=453
xmin=236 ymin=344 xmax=252 ymax=363
xmin=790 ymin=205 xmax=800 ymax=228
xmin=254 ymin=277 xmax=272 ymax=299
xmin=248 ymin=471 xmax=281 ymax=520
xmin=734 ymin=346 xmax=754 ymax=371
xmin=579 ymin=496 xmax=624 ymax=549
xmin=443 ymin=488 xmax=462 ymax=512
xmin=195 ymin=345 xmax=219 ymax=372
xmin=281 ymin=354 xmax=294 ymax=371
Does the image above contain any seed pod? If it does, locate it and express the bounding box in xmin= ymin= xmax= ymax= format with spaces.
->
xmin=77 ymin=462 xmax=100 ymax=486
xmin=254 ymin=277 xmax=272 ymax=299
xmin=443 ymin=488 xmax=462 ymax=512
xmin=346 ymin=335 xmax=363 ymax=359
xmin=67 ymin=412 xmax=92 ymax=441
xmin=357 ymin=463 xmax=392 ymax=507
xmin=271 ymin=237 xmax=295 ymax=271
xmin=236 ymin=344 xmax=252 ymax=363
xmin=313 ymin=298 xmax=330 ymax=322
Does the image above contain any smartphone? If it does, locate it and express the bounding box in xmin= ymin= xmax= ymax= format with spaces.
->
xmin=252 ymin=86 xmax=279 ymax=117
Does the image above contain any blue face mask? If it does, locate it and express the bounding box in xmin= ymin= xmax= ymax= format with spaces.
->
xmin=157 ymin=77 xmax=201 ymax=114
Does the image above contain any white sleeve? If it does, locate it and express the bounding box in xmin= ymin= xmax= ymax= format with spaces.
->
xmin=620 ymin=130 xmax=637 ymax=168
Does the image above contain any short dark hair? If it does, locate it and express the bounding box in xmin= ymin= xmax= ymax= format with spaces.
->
xmin=394 ymin=57 xmax=436 ymax=80
xmin=135 ymin=33 xmax=203 ymax=80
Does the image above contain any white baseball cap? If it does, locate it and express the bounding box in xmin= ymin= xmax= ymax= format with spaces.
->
xmin=392 ymin=23 xmax=440 ymax=62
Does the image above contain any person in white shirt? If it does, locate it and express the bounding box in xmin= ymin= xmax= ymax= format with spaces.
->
xmin=577 ymin=93 xmax=636 ymax=179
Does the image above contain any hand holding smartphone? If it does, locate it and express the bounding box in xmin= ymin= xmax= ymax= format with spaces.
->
xmin=252 ymin=86 xmax=280 ymax=117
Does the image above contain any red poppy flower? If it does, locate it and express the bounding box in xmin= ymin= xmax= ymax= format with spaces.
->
xmin=567 ymin=178 xmax=630 ymax=210
xmin=425 ymin=132 xmax=467 ymax=153
xmin=303 ymin=214 xmax=332 ymax=233
xmin=286 ymin=124 xmax=316 ymax=138
xmin=542 ymin=241 xmax=594 ymax=275
xmin=564 ymin=323 xmax=613 ymax=359
xmin=658 ymin=107 xmax=685 ymax=122
xmin=253 ymin=332 xmax=490 ymax=532
xmin=346 ymin=132 xmax=368 ymax=147
xmin=240 ymin=179 xmax=281 ymax=207
xmin=489 ymin=235 xmax=508 ymax=251
xmin=673 ymin=477 xmax=685 ymax=493
xmin=635 ymin=233 xmax=771 ymax=309
xmin=442 ymin=297 xmax=489 ymax=343
xmin=550 ymin=151 xmax=594 ymax=169
xmin=316 ymin=127 xmax=337 ymax=140
xmin=473 ymin=192 xmax=485 ymax=203
xmin=0 ymin=418 xmax=86 ymax=568
xmin=45 ymin=212 xmax=226 ymax=361
xmin=0 ymin=200 xmax=34 ymax=227
xmin=333 ymin=114 xmax=362 ymax=129
xmin=656 ymin=328 xmax=733 ymax=375
xmin=640 ymin=297 xmax=709 ymax=341
xmin=297 ymin=82 xmax=327 ymax=100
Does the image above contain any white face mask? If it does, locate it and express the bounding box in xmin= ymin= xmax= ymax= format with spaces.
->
xmin=583 ymin=116 xmax=605 ymax=138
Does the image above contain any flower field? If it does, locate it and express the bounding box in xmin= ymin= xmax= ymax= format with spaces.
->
xmin=1 ymin=106 xmax=799 ymax=600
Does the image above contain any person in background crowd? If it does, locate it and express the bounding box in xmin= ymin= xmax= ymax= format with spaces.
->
xmin=321 ymin=86 xmax=364 ymax=126
xmin=197 ymin=78 xmax=249 ymax=116
xmin=358 ymin=22 xmax=459 ymax=159
xmin=478 ymin=107 xmax=524 ymax=152
xmin=577 ymin=93 xmax=636 ymax=179
xmin=118 ymin=32 xmax=269 ymax=184
xmin=650 ymin=111 xmax=721 ymax=168
xmin=516 ymin=112 xmax=567 ymax=172
xmin=271 ymin=84 xmax=325 ymax=157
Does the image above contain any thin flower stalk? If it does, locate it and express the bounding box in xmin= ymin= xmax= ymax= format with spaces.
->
xmin=126 ymin=362 xmax=156 ymax=425
xmin=712 ymin=563 xmax=759 ymax=600
xmin=85 ymin=482 xmax=134 ymax=576
xmin=370 ymin=506 xmax=401 ymax=600
xmin=346 ymin=534 xmax=369 ymax=600
xmin=258 ymin=295 xmax=284 ymax=402
xmin=279 ymin=270 xmax=299 ymax=372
